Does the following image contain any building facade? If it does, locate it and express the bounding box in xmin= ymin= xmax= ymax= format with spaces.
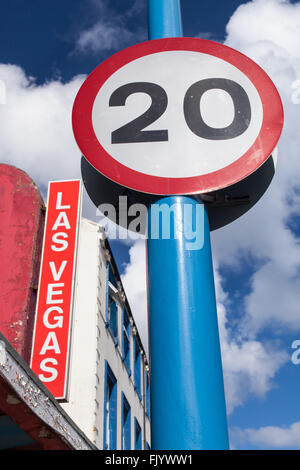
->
xmin=60 ymin=217 xmax=151 ymax=450
xmin=0 ymin=166 xmax=150 ymax=450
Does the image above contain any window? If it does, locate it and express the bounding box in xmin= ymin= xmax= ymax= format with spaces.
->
xmin=103 ymin=363 xmax=117 ymax=450
xmin=121 ymin=393 xmax=131 ymax=450
xmin=108 ymin=262 xmax=118 ymax=288
xmin=133 ymin=336 xmax=141 ymax=400
xmin=107 ymin=295 xmax=118 ymax=344
xmin=122 ymin=309 xmax=131 ymax=374
xmin=106 ymin=263 xmax=119 ymax=344
xmin=145 ymin=370 xmax=150 ymax=417
xmin=134 ymin=418 xmax=142 ymax=450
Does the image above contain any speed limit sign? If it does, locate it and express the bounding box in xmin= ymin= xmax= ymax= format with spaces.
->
xmin=72 ymin=38 xmax=283 ymax=196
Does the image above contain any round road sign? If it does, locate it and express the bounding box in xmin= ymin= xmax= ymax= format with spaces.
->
xmin=72 ymin=38 xmax=283 ymax=196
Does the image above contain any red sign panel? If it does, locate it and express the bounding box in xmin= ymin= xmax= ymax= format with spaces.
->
xmin=30 ymin=180 xmax=82 ymax=399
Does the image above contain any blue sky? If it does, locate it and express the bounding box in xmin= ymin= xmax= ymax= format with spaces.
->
xmin=1 ymin=0 xmax=300 ymax=450
xmin=0 ymin=0 xmax=248 ymax=83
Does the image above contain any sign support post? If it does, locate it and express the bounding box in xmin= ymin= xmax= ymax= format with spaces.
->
xmin=148 ymin=0 xmax=183 ymax=38
xmin=146 ymin=0 xmax=229 ymax=450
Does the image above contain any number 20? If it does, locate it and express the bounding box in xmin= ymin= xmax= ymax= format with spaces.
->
xmin=109 ymin=78 xmax=251 ymax=144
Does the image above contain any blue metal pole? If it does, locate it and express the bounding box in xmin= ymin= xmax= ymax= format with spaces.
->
xmin=146 ymin=0 xmax=229 ymax=450
xmin=148 ymin=0 xmax=183 ymax=38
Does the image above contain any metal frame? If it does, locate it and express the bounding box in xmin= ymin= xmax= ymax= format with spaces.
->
xmin=0 ymin=332 xmax=96 ymax=450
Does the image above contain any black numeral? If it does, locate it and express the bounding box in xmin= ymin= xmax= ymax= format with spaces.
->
xmin=109 ymin=82 xmax=168 ymax=144
xmin=183 ymin=78 xmax=251 ymax=140
xmin=109 ymin=79 xmax=251 ymax=143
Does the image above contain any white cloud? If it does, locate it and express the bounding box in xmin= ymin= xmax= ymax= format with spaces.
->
xmin=75 ymin=0 xmax=146 ymax=55
xmin=210 ymin=0 xmax=300 ymax=338
xmin=231 ymin=421 xmax=300 ymax=449
xmin=0 ymin=64 xmax=84 ymax=193
xmin=214 ymin=267 xmax=288 ymax=414
xmin=120 ymin=238 xmax=148 ymax=355
xmin=120 ymin=239 xmax=288 ymax=414
xmin=76 ymin=21 xmax=136 ymax=55
xmin=225 ymin=0 xmax=300 ymax=59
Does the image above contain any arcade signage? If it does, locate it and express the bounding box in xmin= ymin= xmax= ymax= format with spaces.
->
xmin=30 ymin=180 xmax=82 ymax=399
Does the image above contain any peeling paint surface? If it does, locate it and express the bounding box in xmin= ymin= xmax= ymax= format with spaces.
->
xmin=0 ymin=335 xmax=96 ymax=450
xmin=0 ymin=164 xmax=45 ymax=363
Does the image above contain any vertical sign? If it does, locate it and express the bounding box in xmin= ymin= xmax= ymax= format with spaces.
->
xmin=31 ymin=180 xmax=82 ymax=399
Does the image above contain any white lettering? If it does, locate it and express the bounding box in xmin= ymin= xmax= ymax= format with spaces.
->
xmin=43 ymin=306 xmax=64 ymax=329
xmin=46 ymin=283 xmax=64 ymax=304
xmin=49 ymin=260 xmax=67 ymax=281
xmin=52 ymin=212 xmax=71 ymax=230
xmin=40 ymin=332 xmax=61 ymax=355
xmin=39 ymin=358 xmax=58 ymax=382
xmin=51 ymin=232 xmax=68 ymax=252
xmin=56 ymin=192 xmax=71 ymax=210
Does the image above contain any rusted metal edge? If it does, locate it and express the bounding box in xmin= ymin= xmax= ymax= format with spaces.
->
xmin=0 ymin=332 xmax=97 ymax=450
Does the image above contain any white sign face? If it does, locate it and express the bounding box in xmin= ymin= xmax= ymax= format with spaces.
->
xmin=92 ymin=51 xmax=263 ymax=179
xmin=72 ymin=38 xmax=283 ymax=195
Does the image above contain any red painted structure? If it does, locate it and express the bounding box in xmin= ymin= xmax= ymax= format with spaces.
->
xmin=0 ymin=166 xmax=95 ymax=450
xmin=0 ymin=164 xmax=45 ymax=363
xmin=0 ymin=331 xmax=97 ymax=450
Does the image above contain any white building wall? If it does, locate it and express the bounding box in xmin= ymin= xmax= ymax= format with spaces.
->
xmin=60 ymin=218 xmax=151 ymax=449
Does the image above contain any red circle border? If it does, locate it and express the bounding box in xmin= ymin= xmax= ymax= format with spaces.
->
xmin=72 ymin=38 xmax=284 ymax=195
